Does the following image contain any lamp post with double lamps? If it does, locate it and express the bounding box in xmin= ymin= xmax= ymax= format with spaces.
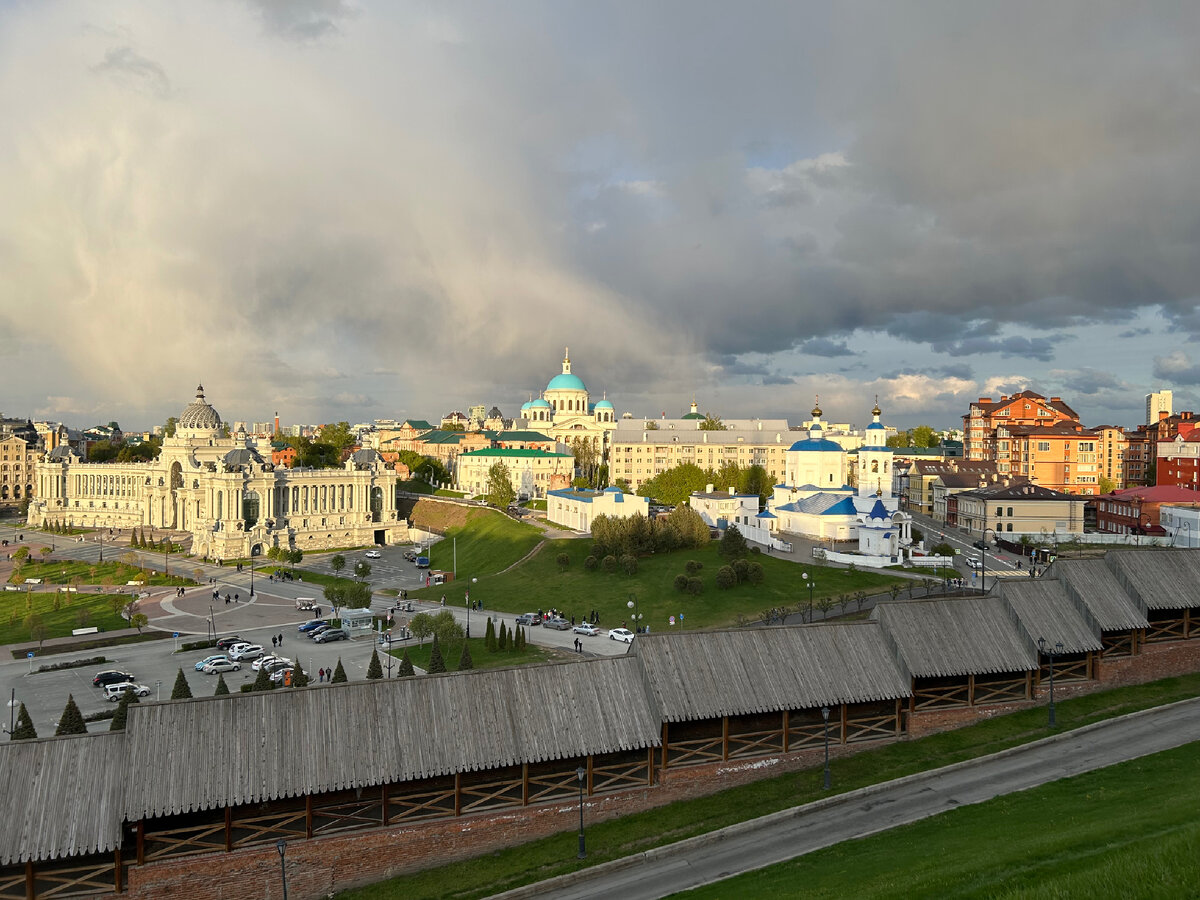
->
xmin=627 ymin=594 xmax=643 ymax=634
xmin=979 ymin=527 xmax=999 ymax=594
xmin=821 ymin=705 xmax=831 ymax=790
xmin=802 ymin=572 xmax=814 ymax=622
xmin=576 ymin=766 xmax=587 ymax=859
xmin=1038 ymin=637 xmax=1063 ymax=727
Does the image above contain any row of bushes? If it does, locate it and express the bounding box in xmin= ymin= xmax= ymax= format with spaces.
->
xmin=37 ymin=655 xmax=106 ymax=673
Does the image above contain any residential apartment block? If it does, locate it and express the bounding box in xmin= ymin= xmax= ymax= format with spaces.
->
xmin=963 ymin=391 xmax=1079 ymax=464
xmin=608 ymin=419 xmax=792 ymax=493
xmin=1093 ymin=485 xmax=1200 ymax=535
xmin=950 ymin=481 xmax=1086 ymax=537
xmin=0 ymin=433 xmax=35 ymax=511
xmin=1146 ymin=390 xmax=1173 ymax=425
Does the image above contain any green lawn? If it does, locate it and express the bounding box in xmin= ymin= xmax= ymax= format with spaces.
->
xmin=675 ymin=742 xmax=1200 ymax=899
xmin=425 ymin=510 xmax=544 ymax=577
xmin=1 ymin=590 xmax=133 ymax=645
xmin=335 ymin=673 xmax=1200 ymax=900
xmin=414 ymin=537 xmax=905 ymax=631
xmin=7 ymin=559 xmax=196 ymax=588
xmin=391 ymin=635 xmax=556 ymax=672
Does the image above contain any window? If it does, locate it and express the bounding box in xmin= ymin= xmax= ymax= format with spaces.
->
xmin=996 ymin=506 xmax=1003 ymax=516
xmin=1037 ymin=442 xmax=1050 ymax=452
xmin=1007 ymin=507 xmax=1013 ymax=516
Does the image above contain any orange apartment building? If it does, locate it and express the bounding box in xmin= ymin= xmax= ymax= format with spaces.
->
xmin=963 ymin=391 xmax=1079 ymax=466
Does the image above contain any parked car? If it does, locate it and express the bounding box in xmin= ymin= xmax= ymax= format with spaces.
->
xmin=104 ymin=682 xmax=150 ymax=702
xmin=93 ymin=670 xmax=135 ymax=688
xmin=297 ymin=620 xmax=327 ymax=633
xmin=365 ymin=550 xmax=381 ymax=559
xmin=215 ymin=636 xmax=244 ymax=651
xmin=544 ymin=617 xmax=571 ymax=631
xmin=314 ymin=628 xmax=349 ymax=644
xmin=308 ymin=625 xmax=333 ymax=640
xmin=415 ymin=556 xmax=430 ymax=568
xmin=252 ymin=655 xmax=292 ymax=672
xmin=269 ymin=667 xmax=295 ymax=685
xmin=572 ymin=623 xmax=600 ymax=636
xmin=195 ymin=654 xmax=230 ymax=672
xmin=966 ymin=557 xmax=982 ymax=570
xmin=608 ymin=628 xmax=635 ymax=643
xmin=972 ymin=540 xmax=989 ymax=551
xmin=402 ymin=549 xmax=417 ymax=561
xmin=202 ymin=659 xmax=241 ymax=674
xmin=229 ymin=644 xmax=264 ymax=661
xmin=515 ymin=613 xmax=542 ymax=626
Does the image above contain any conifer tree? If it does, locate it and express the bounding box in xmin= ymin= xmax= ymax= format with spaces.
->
xmin=11 ymin=702 xmax=37 ymax=740
xmin=398 ymin=650 xmax=414 ymax=677
xmin=484 ymin=617 xmax=497 ymax=653
xmin=498 ymin=622 xmax=508 ymax=650
xmin=109 ymin=686 xmax=139 ymax=731
xmin=55 ymin=694 xmax=87 ymax=736
xmin=331 ymin=659 xmax=348 ymax=683
xmin=367 ymin=649 xmax=383 ymax=680
xmin=214 ymin=674 xmax=230 ymax=695
xmin=251 ymin=664 xmax=273 ymax=691
xmin=458 ymin=642 xmax=474 ymax=671
xmin=171 ymin=667 xmax=193 ymax=700
xmin=291 ymin=662 xmax=309 ymax=687
xmin=427 ymin=635 xmax=446 ymax=674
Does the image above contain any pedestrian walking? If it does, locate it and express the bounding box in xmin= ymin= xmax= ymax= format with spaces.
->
xmin=318 ymin=667 xmax=325 ymax=683
xmin=271 ymin=635 xmax=277 ymax=649
xmin=277 ymin=633 xmax=283 ymax=647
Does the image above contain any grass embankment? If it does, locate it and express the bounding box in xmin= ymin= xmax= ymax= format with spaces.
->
xmin=413 ymin=528 xmax=904 ymax=632
xmin=391 ymin=635 xmax=556 ymax=672
xmin=419 ymin=505 xmax=543 ymax=577
xmin=336 ymin=673 xmax=1200 ymax=900
xmin=678 ymin=742 xmax=1200 ymax=899
xmin=7 ymin=559 xmax=195 ymax=588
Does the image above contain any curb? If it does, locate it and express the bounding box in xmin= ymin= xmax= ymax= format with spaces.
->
xmin=488 ymin=696 xmax=1200 ymax=899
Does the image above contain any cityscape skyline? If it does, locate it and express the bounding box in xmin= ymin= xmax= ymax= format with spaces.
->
xmin=3 ymin=3 xmax=1200 ymax=430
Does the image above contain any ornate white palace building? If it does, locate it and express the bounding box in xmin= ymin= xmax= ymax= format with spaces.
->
xmin=27 ymin=386 xmax=401 ymax=559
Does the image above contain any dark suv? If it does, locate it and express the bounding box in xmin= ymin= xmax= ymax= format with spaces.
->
xmin=93 ymin=670 xmax=135 ymax=688
xmin=215 ymin=636 xmax=244 ymax=651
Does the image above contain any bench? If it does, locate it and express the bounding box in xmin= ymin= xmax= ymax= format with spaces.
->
xmin=71 ymin=627 xmax=99 ymax=636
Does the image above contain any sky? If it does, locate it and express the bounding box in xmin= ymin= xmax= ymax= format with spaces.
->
xmin=3 ymin=1 xmax=1200 ymax=434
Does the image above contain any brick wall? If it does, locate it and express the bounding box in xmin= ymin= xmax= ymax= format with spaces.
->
xmin=123 ymin=638 xmax=1200 ymax=900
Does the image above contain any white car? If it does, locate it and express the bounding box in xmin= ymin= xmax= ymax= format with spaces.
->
xmin=104 ymin=682 xmax=151 ymax=701
xmin=365 ymin=550 xmax=381 ymax=559
xmin=608 ymin=628 xmax=635 ymax=643
xmin=229 ymin=643 xmax=264 ymax=661
xmin=252 ymin=655 xmax=292 ymax=672
xmin=202 ymin=659 xmax=241 ymax=674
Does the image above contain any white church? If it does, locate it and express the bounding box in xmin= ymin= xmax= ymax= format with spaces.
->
xmin=752 ymin=400 xmax=911 ymax=556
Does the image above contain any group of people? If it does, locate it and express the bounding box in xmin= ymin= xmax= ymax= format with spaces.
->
xmin=211 ymin=588 xmax=241 ymax=605
xmin=269 ymin=633 xmax=285 ymax=649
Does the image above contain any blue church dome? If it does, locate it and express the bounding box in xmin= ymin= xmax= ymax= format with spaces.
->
xmin=594 ymin=398 xmax=614 ymax=409
xmin=546 ymin=373 xmax=587 ymax=392
xmin=530 ymin=398 xmax=552 ymax=409
xmin=788 ymin=438 xmax=845 ymax=452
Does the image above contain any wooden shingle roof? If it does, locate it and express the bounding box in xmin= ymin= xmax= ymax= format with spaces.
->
xmin=872 ymin=596 xmax=1037 ymax=678
xmin=122 ymin=657 xmax=659 ymax=820
xmin=999 ymin=581 xmax=1103 ymax=655
xmin=1054 ymin=559 xmax=1149 ymax=630
xmin=1104 ymin=550 xmax=1200 ymax=612
xmin=0 ymin=732 xmax=127 ymax=865
xmin=632 ymin=623 xmax=910 ymax=722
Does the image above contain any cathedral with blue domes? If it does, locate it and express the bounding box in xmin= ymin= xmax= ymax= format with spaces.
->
xmin=519 ymin=348 xmax=617 ymax=456
xmin=760 ymin=399 xmax=908 ymax=548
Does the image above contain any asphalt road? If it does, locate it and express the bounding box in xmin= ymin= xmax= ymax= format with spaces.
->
xmin=496 ymin=698 xmax=1200 ymax=900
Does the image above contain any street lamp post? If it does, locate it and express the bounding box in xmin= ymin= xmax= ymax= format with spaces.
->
xmin=802 ymin=572 xmax=814 ymax=622
xmin=626 ymin=594 xmax=642 ymax=634
xmin=249 ymin=552 xmax=254 ymax=597
xmin=1037 ymin=637 xmax=1064 ymax=727
xmin=97 ymin=530 xmax=103 ymax=563
xmin=276 ymin=839 xmax=289 ymax=900
xmin=576 ymin=766 xmax=587 ymax=859
xmin=980 ymin=527 xmax=998 ymax=595
xmin=821 ymin=705 xmax=831 ymax=790
xmin=465 ymin=592 xmax=471 ymax=639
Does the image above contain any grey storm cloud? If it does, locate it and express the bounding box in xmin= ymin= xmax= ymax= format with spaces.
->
xmin=798 ymin=338 xmax=854 ymax=358
xmin=2 ymin=1 xmax=1199 ymax=427
xmin=1153 ymin=351 xmax=1200 ymax=386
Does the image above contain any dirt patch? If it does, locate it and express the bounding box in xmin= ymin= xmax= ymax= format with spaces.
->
xmin=409 ymin=500 xmax=487 ymax=535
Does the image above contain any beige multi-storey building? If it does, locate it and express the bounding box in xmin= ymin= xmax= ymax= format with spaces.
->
xmin=28 ymin=386 xmax=402 ymax=558
xmin=454 ymin=447 xmax=573 ymax=499
xmin=608 ymin=418 xmax=793 ymax=494
xmin=518 ymin=349 xmax=618 ymax=458
xmin=0 ymin=434 xmax=36 ymax=512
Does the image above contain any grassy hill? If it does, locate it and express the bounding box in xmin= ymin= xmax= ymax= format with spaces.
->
xmin=414 ymin=503 xmax=544 ymax=577
xmin=412 ymin=531 xmax=904 ymax=631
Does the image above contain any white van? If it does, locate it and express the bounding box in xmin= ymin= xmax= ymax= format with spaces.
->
xmin=104 ymin=682 xmax=150 ymax=701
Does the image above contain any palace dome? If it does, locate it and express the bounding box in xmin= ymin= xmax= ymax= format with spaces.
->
xmin=546 ymin=372 xmax=587 ymax=392
xmin=178 ymin=385 xmax=222 ymax=432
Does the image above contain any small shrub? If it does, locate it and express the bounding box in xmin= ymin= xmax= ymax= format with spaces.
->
xmin=556 ymin=553 xmax=570 ymax=572
xmin=620 ymin=554 xmax=639 ymax=576
xmin=685 ymin=560 xmax=703 ymax=576
xmin=715 ymin=566 xmax=737 ymax=590
xmin=584 ymin=556 xmax=598 ymax=571
xmin=732 ymin=559 xmax=750 ymax=583
xmin=602 ymin=555 xmax=618 ymax=573
xmin=747 ymin=562 xmax=765 ymax=585
xmin=687 ymin=577 xmax=703 ymax=596
xmin=673 ymin=574 xmax=689 ymax=593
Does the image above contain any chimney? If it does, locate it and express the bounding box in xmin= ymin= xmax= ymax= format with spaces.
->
xmin=999 ymin=395 xmax=1008 ymax=402
xmin=705 ymin=483 xmax=714 ymax=494
xmin=978 ymin=397 xmax=992 ymax=404
xmin=274 ymin=411 xmax=279 ymax=433
xmin=728 ymin=485 xmax=737 ymax=496
xmin=1050 ymin=396 xmax=1062 ymax=403
xmin=1160 ymin=411 xmax=1170 ymax=423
